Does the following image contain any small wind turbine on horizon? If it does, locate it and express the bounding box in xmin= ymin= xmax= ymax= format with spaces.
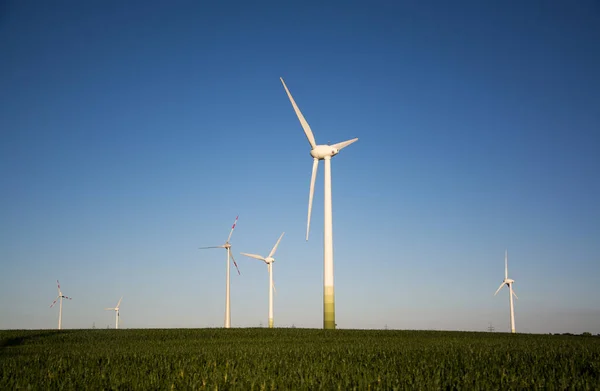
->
xmin=50 ymin=280 xmax=71 ymax=330
xmin=199 ymin=215 xmax=241 ymax=328
xmin=280 ymin=77 xmax=358 ymax=330
xmin=240 ymin=232 xmax=285 ymax=329
xmin=494 ymin=250 xmax=519 ymax=333
xmin=104 ymin=296 xmax=123 ymax=329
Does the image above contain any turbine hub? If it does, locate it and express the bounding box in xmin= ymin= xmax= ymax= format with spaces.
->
xmin=224 ymin=243 xmax=231 ymax=249
xmin=310 ymin=145 xmax=339 ymax=160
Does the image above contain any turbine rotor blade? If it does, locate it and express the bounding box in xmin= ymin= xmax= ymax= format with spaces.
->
xmin=240 ymin=252 xmax=266 ymax=261
xmin=307 ymin=158 xmax=318 ymax=241
xmin=230 ymin=252 xmax=241 ymax=275
xmin=116 ymin=296 xmax=123 ymax=308
xmin=198 ymin=246 xmax=226 ymax=249
xmin=64 ymin=296 xmax=72 ymax=300
xmin=331 ymin=137 xmax=358 ymax=151
xmin=50 ymin=297 xmax=58 ymax=308
xmin=280 ymin=77 xmax=317 ymax=149
xmin=227 ymin=215 xmax=239 ymax=243
xmin=505 ymin=250 xmax=508 ymax=280
xmin=512 ymin=288 xmax=519 ymax=300
xmin=273 ymin=280 xmax=277 ymax=296
xmin=494 ymin=282 xmax=505 ymax=296
xmin=104 ymin=308 xmax=114 ymax=311
xmin=268 ymin=232 xmax=285 ymax=258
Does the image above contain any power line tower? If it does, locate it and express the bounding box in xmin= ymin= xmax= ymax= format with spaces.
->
xmin=487 ymin=323 xmax=495 ymax=332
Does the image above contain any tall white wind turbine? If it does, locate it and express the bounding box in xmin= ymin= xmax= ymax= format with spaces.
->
xmin=105 ymin=296 xmax=123 ymax=329
xmin=240 ymin=232 xmax=285 ymax=329
xmin=494 ymin=250 xmax=519 ymax=333
xmin=49 ymin=280 xmax=71 ymax=330
xmin=280 ymin=78 xmax=358 ymax=330
xmin=199 ymin=215 xmax=241 ymax=328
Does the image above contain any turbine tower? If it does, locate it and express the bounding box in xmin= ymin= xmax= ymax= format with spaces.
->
xmin=105 ymin=296 xmax=123 ymax=329
xmin=199 ymin=215 xmax=241 ymax=328
xmin=280 ymin=78 xmax=358 ymax=329
xmin=494 ymin=250 xmax=519 ymax=333
xmin=49 ymin=280 xmax=71 ymax=330
xmin=240 ymin=232 xmax=285 ymax=328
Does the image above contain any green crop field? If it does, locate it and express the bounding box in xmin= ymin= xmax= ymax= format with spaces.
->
xmin=1 ymin=328 xmax=599 ymax=390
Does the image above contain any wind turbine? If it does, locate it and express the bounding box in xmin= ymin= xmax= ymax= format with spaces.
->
xmin=199 ymin=215 xmax=241 ymax=328
xmin=280 ymin=78 xmax=358 ymax=330
xmin=104 ymin=296 xmax=123 ymax=329
xmin=49 ymin=280 xmax=71 ymax=330
xmin=494 ymin=250 xmax=519 ymax=333
xmin=240 ymin=232 xmax=285 ymax=329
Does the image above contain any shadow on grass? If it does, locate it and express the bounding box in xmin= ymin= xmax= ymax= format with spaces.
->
xmin=0 ymin=329 xmax=81 ymax=348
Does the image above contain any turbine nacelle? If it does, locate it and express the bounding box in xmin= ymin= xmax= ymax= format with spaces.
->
xmin=264 ymin=257 xmax=275 ymax=264
xmin=310 ymin=145 xmax=339 ymax=160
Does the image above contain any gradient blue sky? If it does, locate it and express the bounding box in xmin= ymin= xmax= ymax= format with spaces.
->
xmin=1 ymin=1 xmax=599 ymax=333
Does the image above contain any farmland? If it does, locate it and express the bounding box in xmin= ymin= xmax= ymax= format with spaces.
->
xmin=1 ymin=328 xmax=599 ymax=389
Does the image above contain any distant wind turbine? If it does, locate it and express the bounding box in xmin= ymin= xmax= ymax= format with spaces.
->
xmin=240 ymin=232 xmax=285 ymax=328
xmin=104 ymin=296 xmax=123 ymax=329
xmin=199 ymin=215 xmax=241 ymax=328
xmin=494 ymin=250 xmax=519 ymax=333
xmin=280 ymin=77 xmax=358 ymax=329
xmin=50 ymin=280 xmax=71 ymax=330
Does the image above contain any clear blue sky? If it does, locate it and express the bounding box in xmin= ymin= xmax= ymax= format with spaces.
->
xmin=1 ymin=0 xmax=598 ymax=333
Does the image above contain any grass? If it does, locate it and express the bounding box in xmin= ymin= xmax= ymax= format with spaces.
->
xmin=1 ymin=328 xmax=599 ymax=390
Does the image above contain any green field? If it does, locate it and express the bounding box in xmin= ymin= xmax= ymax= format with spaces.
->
xmin=1 ymin=328 xmax=599 ymax=390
